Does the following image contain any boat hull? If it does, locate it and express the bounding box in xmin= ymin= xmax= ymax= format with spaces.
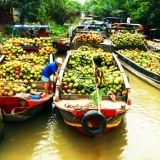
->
xmin=55 ymin=104 xmax=128 ymax=136
xmin=54 ymin=97 xmax=130 ymax=136
xmin=0 ymin=95 xmax=53 ymax=122
xmin=64 ymin=113 xmax=125 ymax=136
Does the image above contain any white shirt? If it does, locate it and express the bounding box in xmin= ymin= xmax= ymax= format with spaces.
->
xmin=127 ymin=17 xmax=131 ymax=24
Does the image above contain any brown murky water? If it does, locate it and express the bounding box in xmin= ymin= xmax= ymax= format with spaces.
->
xmin=0 ymin=51 xmax=160 ymax=160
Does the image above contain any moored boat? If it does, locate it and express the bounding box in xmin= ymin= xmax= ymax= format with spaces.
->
xmin=0 ymin=37 xmax=55 ymax=122
xmin=115 ymin=49 xmax=160 ymax=89
xmin=0 ymin=90 xmax=54 ymax=122
xmin=53 ymin=44 xmax=131 ymax=136
xmin=53 ymin=40 xmax=70 ymax=52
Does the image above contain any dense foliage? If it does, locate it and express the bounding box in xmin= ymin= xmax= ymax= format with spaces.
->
xmin=1 ymin=0 xmax=160 ymax=29
xmin=124 ymin=0 xmax=160 ymax=27
xmin=11 ymin=0 xmax=81 ymax=25
xmin=82 ymin=0 xmax=160 ymax=28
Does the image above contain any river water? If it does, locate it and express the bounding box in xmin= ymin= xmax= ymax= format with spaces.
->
xmin=0 ymin=51 xmax=160 ymax=160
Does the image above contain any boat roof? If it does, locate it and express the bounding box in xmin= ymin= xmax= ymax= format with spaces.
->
xmin=12 ymin=25 xmax=50 ymax=29
xmin=102 ymin=17 xmax=124 ymax=21
xmin=114 ymin=23 xmax=141 ymax=26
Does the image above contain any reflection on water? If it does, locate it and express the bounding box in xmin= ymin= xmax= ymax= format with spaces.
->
xmin=0 ymin=107 xmax=128 ymax=160
xmin=0 ymin=53 xmax=160 ymax=160
xmin=122 ymin=70 xmax=160 ymax=160
xmin=27 ymin=109 xmax=128 ymax=160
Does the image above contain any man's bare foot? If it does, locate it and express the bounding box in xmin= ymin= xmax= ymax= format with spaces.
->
xmin=44 ymin=94 xmax=51 ymax=98
xmin=41 ymin=93 xmax=50 ymax=98
xmin=49 ymin=91 xmax=55 ymax=95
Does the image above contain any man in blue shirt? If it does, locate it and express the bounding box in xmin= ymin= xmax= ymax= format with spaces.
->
xmin=105 ymin=19 xmax=109 ymax=28
xmin=42 ymin=57 xmax=62 ymax=97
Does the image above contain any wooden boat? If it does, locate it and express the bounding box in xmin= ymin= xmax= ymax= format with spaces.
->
xmin=53 ymin=40 xmax=70 ymax=52
xmin=114 ymin=50 xmax=160 ymax=89
xmin=0 ymin=50 xmax=55 ymax=122
xmin=53 ymin=44 xmax=131 ymax=136
xmin=0 ymin=90 xmax=54 ymax=122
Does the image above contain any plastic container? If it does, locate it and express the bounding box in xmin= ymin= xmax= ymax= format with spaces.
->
xmin=29 ymin=95 xmax=40 ymax=100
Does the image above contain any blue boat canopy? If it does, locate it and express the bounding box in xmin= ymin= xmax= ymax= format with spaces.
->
xmin=12 ymin=25 xmax=50 ymax=29
xmin=11 ymin=25 xmax=50 ymax=37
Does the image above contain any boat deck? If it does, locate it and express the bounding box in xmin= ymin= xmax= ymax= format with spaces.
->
xmin=55 ymin=99 xmax=130 ymax=110
xmin=14 ymin=93 xmax=54 ymax=101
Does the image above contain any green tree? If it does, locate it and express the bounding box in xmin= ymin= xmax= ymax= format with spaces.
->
xmin=0 ymin=0 xmax=12 ymax=12
xmin=50 ymin=0 xmax=81 ymax=25
xmin=12 ymin=0 xmax=42 ymax=24
xmin=83 ymin=0 xmax=126 ymax=18
xmin=12 ymin=0 xmax=82 ymax=25
xmin=124 ymin=0 xmax=160 ymax=27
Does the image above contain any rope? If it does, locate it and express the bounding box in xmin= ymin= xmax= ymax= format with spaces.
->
xmin=137 ymin=32 xmax=160 ymax=59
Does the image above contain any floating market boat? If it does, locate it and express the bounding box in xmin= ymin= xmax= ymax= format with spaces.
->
xmin=53 ymin=40 xmax=70 ymax=52
xmin=114 ymin=49 xmax=160 ymax=89
xmin=0 ymin=38 xmax=55 ymax=122
xmin=53 ymin=44 xmax=131 ymax=136
xmin=0 ymin=91 xmax=54 ymax=122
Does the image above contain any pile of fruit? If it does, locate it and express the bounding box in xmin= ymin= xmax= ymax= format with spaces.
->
xmin=1 ymin=37 xmax=56 ymax=55
xmin=118 ymin=48 xmax=160 ymax=75
xmin=0 ymin=61 xmax=45 ymax=82
xmin=0 ymin=81 xmax=38 ymax=96
xmin=74 ymin=33 xmax=104 ymax=43
xmin=110 ymin=33 xmax=147 ymax=46
xmin=61 ymin=46 xmax=125 ymax=96
xmin=4 ymin=51 xmax=49 ymax=65
xmin=4 ymin=37 xmax=53 ymax=46
xmin=0 ymin=35 xmax=57 ymax=96
xmin=0 ymin=44 xmax=51 ymax=82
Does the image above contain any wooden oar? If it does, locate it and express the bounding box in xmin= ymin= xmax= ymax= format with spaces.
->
xmin=96 ymin=87 xmax=101 ymax=114
xmin=92 ymin=57 xmax=101 ymax=113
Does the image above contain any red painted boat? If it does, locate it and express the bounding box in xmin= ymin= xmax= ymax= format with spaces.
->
xmin=53 ymin=40 xmax=70 ymax=52
xmin=0 ymin=49 xmax=55 ymax=122
xmin=53 ymin=45 xmax=131 ymax=136
xmin=0 ymin=91 xmax=54 ymax=122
